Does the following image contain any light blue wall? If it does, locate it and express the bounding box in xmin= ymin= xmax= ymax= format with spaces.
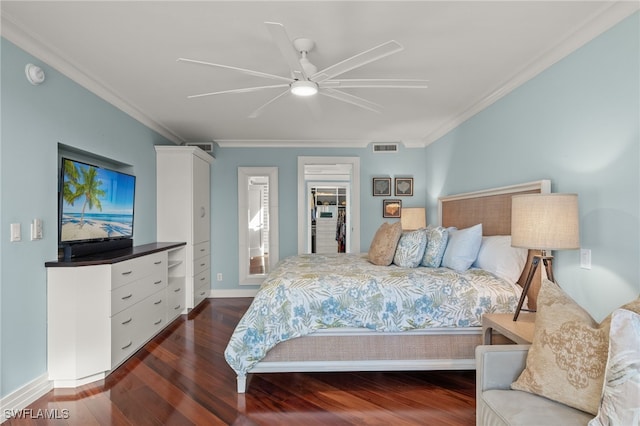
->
xmin=425 ymin=13 xmax=640 ymax=321
xmin=0 ymin=39 xmax=173 ymax=397
xmin=210 ymin=145 xmax=428 ymax=290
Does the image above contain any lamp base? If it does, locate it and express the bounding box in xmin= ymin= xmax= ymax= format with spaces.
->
xmin=513 ymin=254 xmax=554 ymax=321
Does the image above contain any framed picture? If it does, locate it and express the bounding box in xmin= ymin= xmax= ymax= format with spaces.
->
xmin=395 ymin=177 xmax=413 ymax=196
xmin=372 ymin=177 xmax=392 ymax=196
xmin=383 ymin=199 xmax=402 ymax=218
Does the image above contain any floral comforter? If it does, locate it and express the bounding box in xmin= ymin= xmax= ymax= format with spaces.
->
xmin=224 ymin=253 xmax=522 ymax=376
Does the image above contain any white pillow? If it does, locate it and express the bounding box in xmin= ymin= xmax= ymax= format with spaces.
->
xmin=473 ymin=235 xmax=528 ymax=283
xmin=441 ymin=224 xmax=483 ymax=272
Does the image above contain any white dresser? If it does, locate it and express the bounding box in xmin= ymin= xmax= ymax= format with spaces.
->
xmin=155 ymin=146 xmax=214 ymax=310
xmin=46 ymin=242 xmax=186 ymax=388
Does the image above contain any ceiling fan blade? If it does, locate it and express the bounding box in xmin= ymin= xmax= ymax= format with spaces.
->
xmin=248 ymin=89 xmax=290 ymax=118
xmin=312 ymin=40 xmax=403 ymax=83
xmin=187 ymin=84 xmax=290 ymax=99
xmin=321 ymin=79 xmax=429 ymax=89
xmin=320 ymin=89 xmax=382 ymax=114
xmin=177 ymin=57 xmax=292 ymax=83
xmin=264 ymin=22 xmax=308 ymax=81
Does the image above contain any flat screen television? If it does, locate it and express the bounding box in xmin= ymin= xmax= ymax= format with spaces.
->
xmin=58 ymin=157 xmax=136 ymax=248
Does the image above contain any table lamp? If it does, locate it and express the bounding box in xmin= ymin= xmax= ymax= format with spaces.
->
xmin=511 ymin=193 xmax=580 ymax=321
xmin=400 ymin=207 xmax=426 ymax=231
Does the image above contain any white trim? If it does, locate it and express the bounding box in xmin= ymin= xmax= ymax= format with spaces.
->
xmin=215 ymin=139 xmax=373 ymax=148
xmin=1 ymin=373 xmax=52 ymax=422
xmin=210 ymin=289 xmax=258 ymax=298
xmin=297 ymin=157 xmax=360 ymax=254
xmin=421 ymin=1 xmax=639 ymax=147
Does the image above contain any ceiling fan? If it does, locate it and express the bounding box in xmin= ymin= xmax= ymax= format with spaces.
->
xmin=178 ymin=22 xmax=429 ymax=118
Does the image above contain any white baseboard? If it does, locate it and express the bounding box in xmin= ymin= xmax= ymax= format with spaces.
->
xmin=1 ymin=373 xmax=52 ymax=422
xmin=209 ymin=289 xmax=258 ymax=298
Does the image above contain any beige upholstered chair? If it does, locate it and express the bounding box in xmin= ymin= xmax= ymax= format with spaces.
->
xmin=475 ymin=345 xmax=594 ymax=426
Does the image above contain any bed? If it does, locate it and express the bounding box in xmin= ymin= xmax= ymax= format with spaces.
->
xmin=226 ymin=180 xmax=550 ymax=393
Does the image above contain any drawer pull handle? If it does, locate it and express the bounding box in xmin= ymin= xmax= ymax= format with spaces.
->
xmin=200 ymin=248 xmax=205 ymax=252
xmin=154 ymin=261 xmax=162 ymax=265
xmin=174 ymin=288 xmax=181 ymax=293
xmin=174 ymin=305 xmax=181 ymax=310
xmin=200 ymin=263 xmax=206 ymax=267
xmin=122 ymin=341 xmax=132 ymax=350
xmin=122 ymin=294 xmax=133 ymax=300
xmin=154 ymin=280 xmax=163 ymax=285
xmin=121 ymin=318 xmax=132 ymax=325
xmin=154 ymin=319 xmax=162 ymax=325
xmin=200 ymin=277 xmax=206 ymax=281
xmin=200 ymin=291 xmax=206 ymax=296
xmin=121 ymin=271 xmax=133 ymax=276
xmin=154 ymin=299 xmax=162 ymax=305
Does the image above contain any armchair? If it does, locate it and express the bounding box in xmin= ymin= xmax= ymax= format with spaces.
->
xmin=476 ymin=345 xmax=594 ymax=425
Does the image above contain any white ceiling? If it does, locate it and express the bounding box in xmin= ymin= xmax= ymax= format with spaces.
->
xmin=1 ymin=1 xmax=637 ymax=148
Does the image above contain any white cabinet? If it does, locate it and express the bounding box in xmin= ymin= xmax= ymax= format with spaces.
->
xmin=155 ymin=146 xmax=214 ymax=310
xmin=315 ymin=218 xmax=338 ymax=253
xmin=45 ymin=242 xmax=185 ymax=388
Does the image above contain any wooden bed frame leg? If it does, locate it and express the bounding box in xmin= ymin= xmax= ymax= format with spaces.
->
xmin=237 ymin=374 xmax=247 ymax=393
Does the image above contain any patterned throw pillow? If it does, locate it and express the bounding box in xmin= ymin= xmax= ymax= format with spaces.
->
xmin=421 ymin=225 xmax=449 ymax=267
xmin=511 ymin=279 xmax=640 ymax=415
xmin=589 ymin=309 xmax=640 ymax=426
xmin=393 ymin=229 xmax=428 ymax=268
xmin=368 ymin=221 xmax=403 ymax=266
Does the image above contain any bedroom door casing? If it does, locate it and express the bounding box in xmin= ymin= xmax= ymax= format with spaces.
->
xmin=297 ymin=157 xmax=360 ymax=254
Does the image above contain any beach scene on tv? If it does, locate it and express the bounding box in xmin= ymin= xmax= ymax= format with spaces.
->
xmin=60 ymin=159 xmax=135 ymax=243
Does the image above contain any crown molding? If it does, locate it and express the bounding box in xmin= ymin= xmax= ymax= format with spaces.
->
xmin=214 ymin=139 xmax=373 ymax=148
xmin=421 ymin=1 xmax=640 ymax=147
xmin=1 ymin=12 xmax=183 ymax=145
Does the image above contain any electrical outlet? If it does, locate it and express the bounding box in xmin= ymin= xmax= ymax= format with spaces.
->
xmin=217 ymin=273 xmax=223 ymax=281
xmin=580 ymin=249 xmax=591 ymax=270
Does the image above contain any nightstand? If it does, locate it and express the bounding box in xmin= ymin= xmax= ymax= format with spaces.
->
xmin=482 ymin=313 xmax=536 ymax=344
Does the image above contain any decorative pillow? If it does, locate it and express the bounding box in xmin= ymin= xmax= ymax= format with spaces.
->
xmin=368 ymin=221 xmax=403 ymax=266
xmin=473 ymin=235 xmax=528 ymax=283
xmin=441 ymin=223 xmax=483 ymax=272
xmin=511 ymin=279 xmax=640 ymax=415
xmin=589 ymin=308 xmax=640 ymax=426
xmin=393 ymin=229 xmax=428 ymax=268
xmin=421 ymin=225 xmax=449 ymax=267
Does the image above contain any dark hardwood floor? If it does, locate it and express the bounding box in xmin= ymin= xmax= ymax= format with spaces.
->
xmin=6 ymin=298 xmax=477 ymax=425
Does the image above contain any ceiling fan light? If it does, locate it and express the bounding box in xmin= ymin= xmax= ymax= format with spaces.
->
xmin=290 ymin=80 xmax=318 ymax=97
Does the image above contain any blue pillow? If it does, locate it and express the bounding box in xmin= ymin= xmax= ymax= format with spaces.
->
xmin=441 ymin=224 xmax=483 ymax=272
xmin=393 ymin=229 xmax=428 ymax=268
xmin=421 ymin=225 xmax=449 ymax=267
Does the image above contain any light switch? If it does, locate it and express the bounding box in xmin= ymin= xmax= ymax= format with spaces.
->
xmin=31 ymin=219 xmax=43 ymax=240
xmin=10 ymin=223 xmax=21 ymax=242
xmin=580 ymin=249 xmax=591 ymax=270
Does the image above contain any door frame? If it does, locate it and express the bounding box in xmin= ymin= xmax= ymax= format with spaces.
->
xmin=297 ymin=156 xmax=360 ymax=254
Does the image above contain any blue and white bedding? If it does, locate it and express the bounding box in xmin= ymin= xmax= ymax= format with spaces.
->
xmin=224 ymin=253 xmax=522 ymax=376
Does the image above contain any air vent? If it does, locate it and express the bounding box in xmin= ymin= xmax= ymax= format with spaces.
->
xmin=184 ymin=142 xmax=214 ymax=153
xmin=372 ymin=143 xmax=399 ymax=153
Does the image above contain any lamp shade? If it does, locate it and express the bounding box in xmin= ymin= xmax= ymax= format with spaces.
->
xmin=400 ymin=207 xmax=426 ymax=230
xmin=511 ymin=193 xmax=580 ymax=250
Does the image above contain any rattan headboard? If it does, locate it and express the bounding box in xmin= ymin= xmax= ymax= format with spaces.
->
xmin=438 ymin=180 xmax=551 ymax=310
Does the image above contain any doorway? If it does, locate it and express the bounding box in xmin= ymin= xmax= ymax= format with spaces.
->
xmin=297 ymin=157 xmax=360 ymax=254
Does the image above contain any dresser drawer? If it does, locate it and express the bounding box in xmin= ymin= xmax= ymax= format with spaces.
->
xmin=111 ymin=269 xmax=167 ymax=316
xmin=193 ymin=269 xmax=210 ymax=307
xmin=193 ymin=241 xmax=210 ymax=259
xmin=136 ymin=292 xmax=167 ymax=342
xmin=193 ymin=255 xmax=210 ymax=277
xmin=112 ymin=251 xmax=167 ymax=289
xmin=167 ymin=278 xmax=185 ymax=320
xmin=111 ymin=307 xmax=144 ymax=368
